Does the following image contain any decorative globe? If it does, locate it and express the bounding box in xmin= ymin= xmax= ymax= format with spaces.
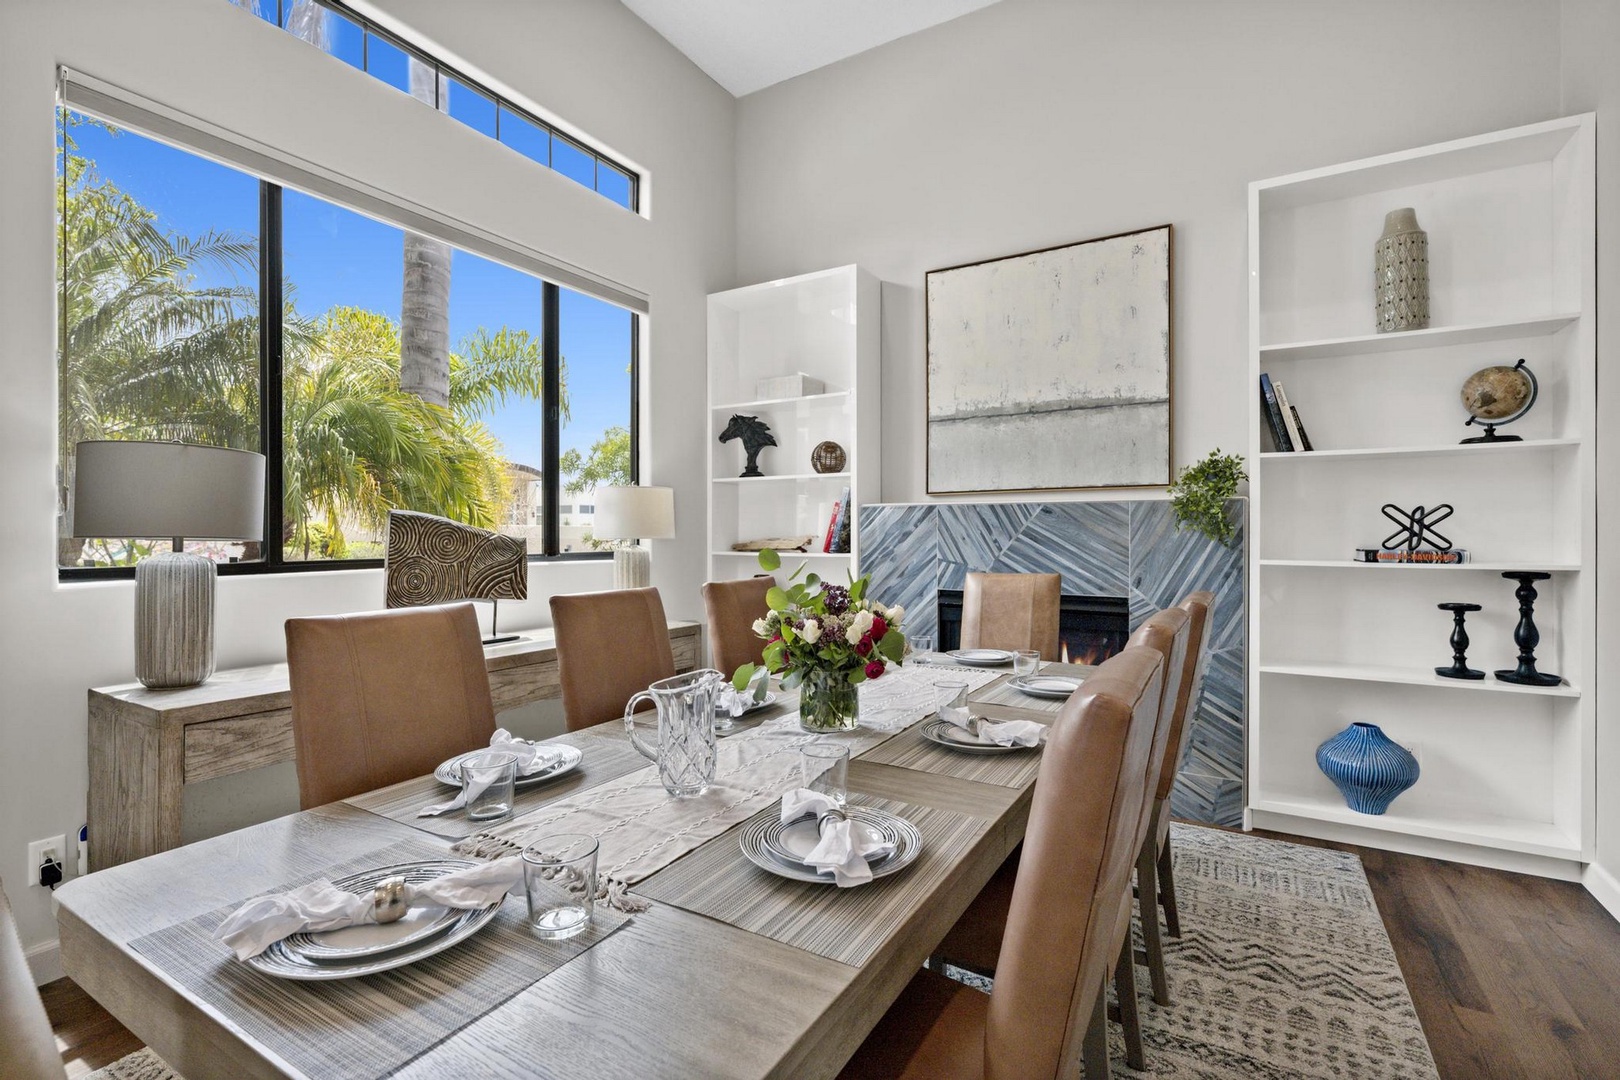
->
xmin=811 ymin=441 xmax=847 ymax=474
xmin=1460 ymin=363 xmax=1534 ymax=424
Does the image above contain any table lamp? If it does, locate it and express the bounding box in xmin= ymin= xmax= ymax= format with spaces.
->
xmin=593 ymin=486 xmax=675 ymax=590
xmin=73 ymin=441 xmax=266 ymax=688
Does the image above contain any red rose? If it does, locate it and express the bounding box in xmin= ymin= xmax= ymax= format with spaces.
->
xmin=855 ymin=636 xmax=873 ymax=656
xmin=864 ymin=660 xmax=885 ymax=680
xmin=871 ymin=616 xmax=888 ymax=640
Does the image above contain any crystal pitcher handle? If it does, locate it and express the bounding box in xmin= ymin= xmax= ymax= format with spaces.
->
xmin=623 ymin=691 xmax=660 ymax=762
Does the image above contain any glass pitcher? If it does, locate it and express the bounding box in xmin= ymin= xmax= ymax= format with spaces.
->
xmin=624 ymin=669 xmax=724 ymax=798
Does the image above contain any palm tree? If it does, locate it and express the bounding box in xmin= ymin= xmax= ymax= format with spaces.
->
xmin=401 ymin=57 xmax=453 ymax=407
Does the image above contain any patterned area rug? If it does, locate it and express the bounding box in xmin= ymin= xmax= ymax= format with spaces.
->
xmin=951 ymin=823 xmax=1439 ymax=1078
xmin=84 ymin=1047 xmax=178 ymax=1080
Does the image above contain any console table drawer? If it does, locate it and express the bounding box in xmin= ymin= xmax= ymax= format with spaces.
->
xmin=183 ymin=711 xmax=295 ymax=783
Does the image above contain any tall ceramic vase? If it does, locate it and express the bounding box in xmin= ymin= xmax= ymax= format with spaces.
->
xmin=1374 ymin=207 xmax=1429 ymax=333
xmin=1316 ymin=722 xmax=1419 ymax=815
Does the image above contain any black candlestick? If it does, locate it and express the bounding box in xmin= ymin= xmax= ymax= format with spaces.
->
xmin=1435 ymin=602 xmax=1485 ymax=680
xmin=1494 ymin=572 xmax=1562 ymax=686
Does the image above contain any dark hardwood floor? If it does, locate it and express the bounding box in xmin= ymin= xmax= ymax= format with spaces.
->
xmin=39 ymin=831 xmax=1620 ymax=1079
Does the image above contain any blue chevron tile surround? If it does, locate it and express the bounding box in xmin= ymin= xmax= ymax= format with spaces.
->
xmin=860 ymin=498 xmax=1247 ymax=827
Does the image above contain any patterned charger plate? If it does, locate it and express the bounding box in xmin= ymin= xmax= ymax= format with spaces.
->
xmin=740 ymin=807 xmax=921 ymax=884
xmin=434 ymin=744 xmax=583 ymax=789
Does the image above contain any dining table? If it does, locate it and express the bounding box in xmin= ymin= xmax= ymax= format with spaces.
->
xmin=54 ymin=658 xmax=1094 ymax=1080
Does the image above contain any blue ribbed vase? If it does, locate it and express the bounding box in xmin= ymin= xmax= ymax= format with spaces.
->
xmin=1316 ymin=722 xmax=1419 ymax=815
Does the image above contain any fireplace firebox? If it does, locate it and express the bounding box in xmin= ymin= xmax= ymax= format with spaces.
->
xmin=935 ymin=589 xmax=1130 ymax=665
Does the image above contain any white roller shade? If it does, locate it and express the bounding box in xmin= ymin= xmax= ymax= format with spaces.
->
xmin=58 ymin=66 xmax=649 ymax=315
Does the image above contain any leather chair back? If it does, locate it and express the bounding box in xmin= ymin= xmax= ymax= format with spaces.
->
xmin=1 ymin=884 xmax=68 ymax=1080
xmin=1161 ymin=592 xmax=1216 ymax=800
xmin=984 ymin=645 xmax=1163 ymax=1079
xmin=285 ymin=603 xmax=496 ymax=809
xmin=960 ymin=572 xmax=1062 ymax=660
xmin=551 ymin=587 xmax=676 ymax=731
xmin=1125 ymin=606 xmax=1192 ymax=839
xmin=702 ymin=577 xmax=774 ymax=677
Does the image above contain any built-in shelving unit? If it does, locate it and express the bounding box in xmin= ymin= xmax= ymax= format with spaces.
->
xmin=706 ymin=265 xmax=880 ymax=587
xmin=1247 ymin=114 xmax=1596 ymax=877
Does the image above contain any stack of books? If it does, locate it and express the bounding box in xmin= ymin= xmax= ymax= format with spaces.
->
xmin=1259 ymin=373 xmax=1314 ymax=452
xmin=821 ymin=486 xmax=852 ymax=553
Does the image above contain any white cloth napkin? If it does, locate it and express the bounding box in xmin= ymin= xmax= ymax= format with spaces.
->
xmin=718 ymin=668 xmax=770 ymax=718
xmin=778 ymin=788 xmax=894 ymax=887
xmin=215 ymin=857 xmax=524 ymax=960
xmin=939 ymin=706 xmax=1046 ymax=747
xmin=419 ymin=730 xmax=557 ymax=816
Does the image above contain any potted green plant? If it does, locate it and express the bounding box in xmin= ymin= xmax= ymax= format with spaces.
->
xmin=1167 ymin=449 xmax=1246 ymax=547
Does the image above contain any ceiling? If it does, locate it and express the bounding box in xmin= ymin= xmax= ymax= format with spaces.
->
xmin=620 ymin=0 xmax=1005 ymax=97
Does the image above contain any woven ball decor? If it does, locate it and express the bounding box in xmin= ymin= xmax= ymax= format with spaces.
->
xmin=811 ymin=441 xmax=847 ymax=474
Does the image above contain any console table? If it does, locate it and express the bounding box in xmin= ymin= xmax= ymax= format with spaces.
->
xmin=87 ymin=621 xmax=702 ymax=871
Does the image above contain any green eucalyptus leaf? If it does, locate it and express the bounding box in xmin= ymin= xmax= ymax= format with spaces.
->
xmin=766 ymin=586 xmax=789 ymax=611
xmin=877 ymin=629 xmax=906 ymax=663
xmin=732 ymin=664 xmax=757 ymax=691
xmin=781 ymin=669 xmax=803 ymax=690
xmin=805 ymin=573 xmax=820 ymax=587
xmin=757 ymin=548 xmax=781 ymax=572
xmin=847 ymin=668 xmax=867 ymax=685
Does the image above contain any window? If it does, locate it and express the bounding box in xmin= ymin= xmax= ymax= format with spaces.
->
xmin=58 ymin=109 xmax=637 ymax=575
xmin=248 ymin=0 xmax=639 ymax=211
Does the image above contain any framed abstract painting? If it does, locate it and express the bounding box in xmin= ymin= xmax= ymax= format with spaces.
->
xmin=925 ymin=224 xmax=1172 ymax=493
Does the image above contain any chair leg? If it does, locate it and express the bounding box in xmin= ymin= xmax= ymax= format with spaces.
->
xmin=1114 ymin=932 xmax=1145 ymax=1071
xmin=1136 ymin=838 xmax=1171 ymax=1006
xmin=1158 ymin=833 xmax=1181 ymax=939
xmin=1082 ymin=980 xmax=1110 ymax=1079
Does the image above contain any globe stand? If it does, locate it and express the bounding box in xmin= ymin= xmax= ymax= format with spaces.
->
xmin=1435 ymin=602 xmax=1484 ymax=680
xmin=1461 ymin=359 xmax=1536 ymax=444
xmin=1494 ymin=571 xmax=1562 ymax=687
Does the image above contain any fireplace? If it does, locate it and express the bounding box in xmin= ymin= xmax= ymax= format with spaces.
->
xmin=935 ymin=589 xmax=1130 ymax=666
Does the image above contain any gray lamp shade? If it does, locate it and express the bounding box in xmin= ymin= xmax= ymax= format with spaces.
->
xmin=593 ymin=486 xmax=675 ymax=541
xmin=73 ymin=441 xmax=265 ymax=540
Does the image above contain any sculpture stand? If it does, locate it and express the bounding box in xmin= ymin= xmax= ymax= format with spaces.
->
xmin=1493 ymin=572 xmax=1562 ymax=686
xmin=481 ymin=597 xmax=521 ymax=646
xmin=1434 ymin=602 xmax=1484 ymax=680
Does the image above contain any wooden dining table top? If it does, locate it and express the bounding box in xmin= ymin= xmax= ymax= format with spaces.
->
xmin=54 ymin=662 xmax=1092 ymax=1080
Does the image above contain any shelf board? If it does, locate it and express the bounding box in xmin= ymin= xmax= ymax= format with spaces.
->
xmin=711 ymin=472 xmax=851 ymax=484
xmin=1260 ymin=559 xmax=1581 ymax=572
xmin=712 ymin=550 xmax=850 ymax=559
xmin=1258 ymin=313 xmax=1580 ymax=362
xmin=711 ymin=390 xmax=850 ymax=412
xmin=1248 ymin=793 xmax=1581 ymax=860
xmin=1259 ymin=437 xmax=1581 ymax=463
xmin=1259 ymin=661 xmax=1579 ymax=698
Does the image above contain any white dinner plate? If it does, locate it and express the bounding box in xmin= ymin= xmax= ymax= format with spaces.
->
xmin=250 ymin=860 xmax=502 ymax=980
xmin=434 ymin=744 xmax=583 ymax=789
xmin=920 ymin=718 xmax=1040 ymax=755
xmin=762 ymin=812 xmax=900 ymax=868
xmin=1010 ymin=675 xmax=1084 ymax=700
xmin=946 ymin=649 xmax=1016 ymax=667
xmin=715 ymin=691 xmax=779 ymax=717
xmin=740 ymin=807 xmax=921 ymax=884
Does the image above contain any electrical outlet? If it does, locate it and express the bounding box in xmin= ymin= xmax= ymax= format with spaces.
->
xmin=26 ymin=836 xmax=65 ymax=888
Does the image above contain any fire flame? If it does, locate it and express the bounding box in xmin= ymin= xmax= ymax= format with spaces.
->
xmin=1060 ymin=640 xmax=1107 ymax=667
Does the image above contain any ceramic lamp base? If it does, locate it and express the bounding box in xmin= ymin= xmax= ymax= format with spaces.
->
xmin=613 ymin=545 xmax=652 ymax=590
xmin=135 ymin=551 xmax=216 ymax=688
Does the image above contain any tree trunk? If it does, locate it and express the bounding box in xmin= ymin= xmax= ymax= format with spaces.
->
xmin=401 ymin=59 xmax=453 ymax=408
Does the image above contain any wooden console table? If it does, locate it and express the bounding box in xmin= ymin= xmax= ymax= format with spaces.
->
xmin=87 ymin=621 xmax=702 ymax=871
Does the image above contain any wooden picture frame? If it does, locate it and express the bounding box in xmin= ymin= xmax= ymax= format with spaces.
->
xmin=926 ymin=224 xmax=1173 ymax=494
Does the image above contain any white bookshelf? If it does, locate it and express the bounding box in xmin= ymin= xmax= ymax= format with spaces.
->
xmin=706 ymin=265 xmax=880 ymax=589
xmin=1247 ymin=115 xmax=1596 ymax=876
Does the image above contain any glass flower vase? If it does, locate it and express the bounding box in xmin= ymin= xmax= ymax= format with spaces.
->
xmin=799 ymin=667 xmax=860 ymax=733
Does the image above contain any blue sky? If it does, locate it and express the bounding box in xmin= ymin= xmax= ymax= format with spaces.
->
xmin=66 ymin=115 xmax=631 ymax=474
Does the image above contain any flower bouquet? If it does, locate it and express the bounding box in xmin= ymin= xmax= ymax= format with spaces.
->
xmin=731 ymin=549 xmax=907 ymax=732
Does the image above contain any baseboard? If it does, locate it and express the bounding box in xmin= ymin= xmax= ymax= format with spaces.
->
xmin=1582 ymin=862 xmax=1620 ymax=924
xmin=26 ymin=937 xmax=63 ymax=986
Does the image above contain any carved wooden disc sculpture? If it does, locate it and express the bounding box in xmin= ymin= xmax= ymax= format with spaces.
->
xmin=384 ymin=509 xmax=527 ymax=608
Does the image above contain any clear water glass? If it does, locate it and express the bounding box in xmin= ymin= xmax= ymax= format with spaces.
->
xmin=522 ymin=833 xmax=598 ymax=940
xmin=801 ymin=743 xmax=849 ymax=807
xmin=909 ymin=635 xmax=935 ymax=665
xmin=1014 ymin=649 xmax=1041 ymax=679
xmin=459 ymin=751 xmax=517 ymax=822
xmin=936 ymin=680 xmax=968 ymax=716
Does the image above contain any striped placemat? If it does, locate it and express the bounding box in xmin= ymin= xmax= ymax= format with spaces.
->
xmin=859 ymin=721 xmax=1045 ymax=788
xmin=635 ymin=795 xmax=990 ymax=968
xmin=129 ymin=837 xmax=629 ymax=1080
xmin=345 ymin=727 xmax=650 ymax=840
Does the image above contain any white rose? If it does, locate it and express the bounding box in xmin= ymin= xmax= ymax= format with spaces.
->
xmin=887 ymin=605 xmax=905 ymax=625
xmin=845 ymin=610 xmax=875 ymax=644
xmin=751 ymin=617 xmax=771 ymax=636
xmin=801 ymin=619 xmax=822 ymax=644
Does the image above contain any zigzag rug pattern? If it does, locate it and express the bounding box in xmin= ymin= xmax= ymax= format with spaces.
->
xmin=951 ymin=824 xmax=1439 ymax=1078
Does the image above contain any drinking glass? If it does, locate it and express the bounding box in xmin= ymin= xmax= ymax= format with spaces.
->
xmin=801 ymin=743 xmax=849 ymax=807
xmin=936 ymin=680 xmax=968 ymax=716
xmin=460 ymin=752 xmax=517 ymax=822
xmin=522 ymin=833 xmax=598 ymax=940
xmin=909 ymin=635 xmax=935 ymax=665
xmin=1014 ymin=649 xmax=1041 ymax=679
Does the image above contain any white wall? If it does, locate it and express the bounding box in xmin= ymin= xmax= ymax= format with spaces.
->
xmin=1560 ymin=0 xmax=1620 ymax=916
xmin=0 ymin=0 xmax=733 ymax=966
xmin=734 ymin=0 xmax=1565 ymax=504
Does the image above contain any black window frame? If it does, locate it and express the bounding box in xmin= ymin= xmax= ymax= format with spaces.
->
xmin=58 ymin=151 xmax=640 ymax=582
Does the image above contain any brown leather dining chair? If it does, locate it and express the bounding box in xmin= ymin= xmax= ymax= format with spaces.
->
xmin=836 ymin=645 xmax=1164 ymax=1080
xmin=550 ymin=587 xmax=676 ymax=731
xmin=960 ymin=572 xmax=1061 ymax=660
xmin=702 ymin=577 xmax=774 ymax=677
xmin=285 ymin=603 xmax=497 ymax=809
xmin=2 ymin=882 xmax=68 ymax=1080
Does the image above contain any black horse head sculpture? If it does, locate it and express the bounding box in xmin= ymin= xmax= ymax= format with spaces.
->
xmin=718 ymin=414 xmax=777 ymax=478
